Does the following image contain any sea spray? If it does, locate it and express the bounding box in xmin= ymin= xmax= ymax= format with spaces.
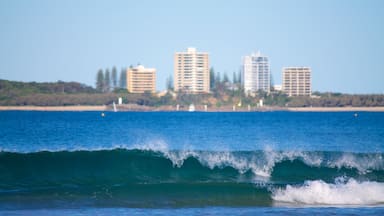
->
xmin=327 ymin=152 xmax=384 ymax=174
xmin=131 ymin=142 xmax=384 ymax=179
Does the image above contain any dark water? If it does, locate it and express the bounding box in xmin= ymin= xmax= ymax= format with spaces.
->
xmin=0 ymin=111 xmax=383 ymax=215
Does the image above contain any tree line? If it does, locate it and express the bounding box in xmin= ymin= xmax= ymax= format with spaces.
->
xmin=96 ymin=66 xmax=127 ymax=93
xmin=209 ymin=67 xmax=242 ymax=90
xmin=1 ymin=77 xmax=384 ymax=107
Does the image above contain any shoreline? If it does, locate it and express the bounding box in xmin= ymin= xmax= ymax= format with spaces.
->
xmin=1 ymin=105 xmax=384 ymax=112
xmin=0 ymin=105 xmax=107 ymax=111
xmin=285 ymin=107 xmax=384 ymax=112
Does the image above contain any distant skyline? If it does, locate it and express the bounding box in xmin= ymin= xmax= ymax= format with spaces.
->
xmin=1 ymin=0 xmax=383 ymax=93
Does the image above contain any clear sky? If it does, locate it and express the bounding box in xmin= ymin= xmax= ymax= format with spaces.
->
xmin=0 ymin=0 xmax=383 ymax=93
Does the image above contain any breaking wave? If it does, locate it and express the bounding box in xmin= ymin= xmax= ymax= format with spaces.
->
xmin=0 ymin=145 xmax=383 ymax=208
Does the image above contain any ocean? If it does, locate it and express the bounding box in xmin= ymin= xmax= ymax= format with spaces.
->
xmin=0 ymin=111 xmax=383 ymax=215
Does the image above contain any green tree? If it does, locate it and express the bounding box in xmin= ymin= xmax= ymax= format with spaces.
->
xmin=112 ymin=66 xmax=117 ymax=89
xmin=96 ymin=69 xmax=104 ymax=92
xmin=223 ymin=73 xmax=229 ymax=83
xmin=215 ymin=72 xmax=221 ymax=85
xmin=166 ymin=75 xmax=173 ymax=91
xmin=210 ymin=67 xmax=215 ymax=89
xmin=238 ymin=69 xmax=242 ymax=84
xmin=104 ymin=69 xmax=111 ymax=92
xmin=119 ymin=68 xmax=127 ymax=89
xmin=233 ymin=71 xmax=237 ymax=84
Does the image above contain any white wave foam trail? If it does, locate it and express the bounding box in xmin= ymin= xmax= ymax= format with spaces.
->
xmin=272 ymin=178 xmax=384 ymax=205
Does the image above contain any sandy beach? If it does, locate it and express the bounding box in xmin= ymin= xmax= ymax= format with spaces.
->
xmin=286 ymin=107 xmax=384 ymax=112
xmin=0 ymin=105 xmax=107 ymax=111
xmin=1 ymin=105 xmax=384 ymax=112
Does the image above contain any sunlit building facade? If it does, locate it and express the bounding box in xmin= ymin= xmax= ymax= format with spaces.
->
xmin=242 ymin=51 xmax=270 ymax=95
xmin=126 ymin=65 xmax=156 ymax=93
xmin=174 ymin=47 xmax=210 ymax=93
xmin=282 ymin=67 xmax=311 ymax=96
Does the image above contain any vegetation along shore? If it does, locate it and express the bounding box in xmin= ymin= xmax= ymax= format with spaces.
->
xmin=1 ymin=79 xmax=384 ymax=112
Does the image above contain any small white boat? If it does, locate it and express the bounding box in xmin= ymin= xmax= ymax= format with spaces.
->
xmin=188 ymin=104 xmax=195 ymax=112
xmin=113 ymin=101 xmax=117 ymax=112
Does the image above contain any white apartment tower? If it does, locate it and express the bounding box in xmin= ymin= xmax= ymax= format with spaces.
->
xmin=243 ymin=51 xmax=270 ymax=95
xmin=174 ymin=47 xmax=210 ymax=93
xmin=282 ymin=67 xmax=311 ymax=96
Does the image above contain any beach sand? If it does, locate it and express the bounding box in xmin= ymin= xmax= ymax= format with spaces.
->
xmin=1 ymin=105 xmax=384 ymax=112
xmin=286 ymin=107 xmax=384 ymax=112
xmin=0 ymin=105 xmax=107 ymax=111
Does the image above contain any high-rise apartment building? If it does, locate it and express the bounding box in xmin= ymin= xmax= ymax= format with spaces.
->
xmin=282 ymin=67 xmax=311 ymax=96
xmin=126 ymin=65 xmax=156 ymax=93
xmin=174 ymin=47 xmax=209 ymax=93
xmin=242 ymin=51 xmax=270 ymax=95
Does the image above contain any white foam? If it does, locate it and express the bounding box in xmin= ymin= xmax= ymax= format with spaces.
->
xmin=328 ymin=152 xmax=384 ymax=174
xmin=170 ymin=148 xmax=322 ymax=178
xmin=132 ymin=139 xmax=170 ymax=152
xmin=197 ymin=151 xmax=254 ymax=174
xmin=272 ymin=178 xmax=384 ymax=205
xmin=132 ymin=143 xmax=268 ymax=177
xmin=128 ymin=143 xmax=384 ymax=179
xmin=261 ymin=149 xmax=384 ymax=176
xmin=132 ymin=140 xmax=198 ymax=167
xmin=261 ymin=148 xmax=323 ymax=176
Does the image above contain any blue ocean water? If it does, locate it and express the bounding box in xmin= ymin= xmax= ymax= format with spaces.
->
xmin=0 ymin=111 xmax=384 ymax=215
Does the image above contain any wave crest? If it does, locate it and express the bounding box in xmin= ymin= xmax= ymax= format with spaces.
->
xmin=132 ymin=143 xmax=384 ymax=178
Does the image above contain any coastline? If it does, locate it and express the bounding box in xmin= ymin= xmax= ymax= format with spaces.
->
xmin=286 ymin=107 xmax=384 ymax=112
xmin=0 ymin=105 xmax=107 ymax=111
xmin=1 ymin=105 xmax=384 ymax=112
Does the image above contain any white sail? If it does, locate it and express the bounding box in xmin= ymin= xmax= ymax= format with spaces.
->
xmin=113 ymin=102 xmax=117 ymax=112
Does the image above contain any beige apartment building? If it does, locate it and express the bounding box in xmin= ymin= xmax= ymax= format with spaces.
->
xmin=126 ymin=65 xmax=156 ymax=93
xmin=174 ymin=47 xmax=209 ymax=93
xmin=282 ymin=67 xmax=311 ymax=96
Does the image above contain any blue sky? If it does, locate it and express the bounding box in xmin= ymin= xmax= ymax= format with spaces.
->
xmin=0 ymin=0 xmax=383 ymax=93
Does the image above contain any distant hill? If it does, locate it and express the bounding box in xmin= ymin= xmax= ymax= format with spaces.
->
xmin=0 ymin=79 xmax=164 ymax=106
xmin=0 ymin=79 xmax=115 ymax=106
xmin=0 ymin=79 xmax=96 ymax=94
